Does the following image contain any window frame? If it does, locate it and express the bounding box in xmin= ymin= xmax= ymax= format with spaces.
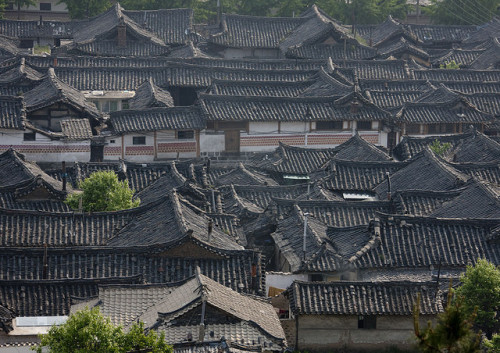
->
xmin=316 ymin=121 xmax=343 ymax=131
xmin=39 ymin=3 xmax=52 ymax=11
xmin=132 ymin=136 xmax=146 ymax=145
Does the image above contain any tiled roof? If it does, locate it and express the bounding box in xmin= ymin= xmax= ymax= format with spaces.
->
xmin=107 ymin=192 xmax=243 ymax=250
xmin=299 ymin=67 xmax=354 ymax=97
xmin=289 ymin=281 xmax=443 ymax=316
xmin=0 ymin=96 xmax=25 ymax=130
xmin=393 ymin=189 xmax=461 ymax=216
xmin=350 ymin=215 xmax=500 ymax=269
xmin=466 ymin=93 xmax=500 ymax=117
xmin=359 ymin=79 xmax=433 ymax=92
xmin=0 ymin=245 xmax=263 ymax=293
xmin=53 ymin=64 xmax=316 ymax=91
xmin=376 ymin=37 xmax=429 ymax=60
xmin=408 ymin=24 xmax=475 ymax=43
xmin=0 ymin=149 xmax=63 ymax=189
xmin=123 ymin=8 xmax=193 ymax=45
xmin=366 ymin=16 xmax=417 ymax=47
xmin=0 ymin=205 xmax=141 ymax=247
xmin=209 ymin=13 xmax=305 ymax=48
xmin=129 ymin=78 xmax=174 ymax=109
xmin=253 ymin=143 xmax=337 ymax=175
xmin=95 ymin=270 xmax=285 ymax=345
xmin=335 ymin=59 xmax=410 ymax=80
xmin=0 ymin=19 xmax=72 ymax=38
xmin=60 ymin=119 xmax=93 ymax=140
xmin=273 ymin=198 xmax=392 ymax=228
xmin=109 ymin=106 xmax=205 ymax=134
xmin=207 ymin=79 xmax=313 ymax=97
xmin=393 ymin=128 xmax=500 ymax=162
xmin=0 ymin=57 xmax=42 ymax=85
xmin=279 ymin=5 xmax=350 ymax=53
xmin=320 ymin=159 xmax=405 ymax=192
xmin=271 ymin=204 xmax=330 ymax=272
xmin=214 ymin=164 xmax=277 ymax=187
xmin=71 ymin=4 xmax=164 ymax=46
xmin=167 ymin=42 xmax=215 ymax=59
xmin=0 ymin=304 xmax=14 ymax=333
xmin=374 ymin=149 xmax=468 ymax=198
xmin=24 ymin=68 xmax=99 ymax=118
xmin=429 ymin=179 xmax=500 ymax=219
xmin=0 ymin=278 xmax=140 ymax=317
xmin=288 ymin=42 xmax=376 ymax=60
xmin=395 ymin=101 xmax=492 ymax=124
xmin=430 ymin=48 xmax=483 ymax=67
xmin=0 ymin=34 xmax=20 ymax=58
xmin=199 ymin=94 xmax=390 ymax=122
xmin=366 ymin=90 xmax=422 ymax=109
xmin=68 ymin=40 xmax=170 ymax=57
xmin=332 ymin=133 xmax=391 ymax=161
xmin=451 ymin=162 xmax=500 ymax=186
xmin=413 ymin=69 xmax=500 ymax=82
xmin=464 ymin=19 xmax=500 ymax=44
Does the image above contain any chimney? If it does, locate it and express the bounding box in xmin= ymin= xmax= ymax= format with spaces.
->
xmin=117 ymin=17 xmax=127 ymax=47
xmin=350 ymin=101 xmax=359 ymax=114
xmin=211 ymin=189 xmax=216 ymax=212
xmin=386 ymin=172 xmax=391 ymax=200
xmin=53 ymin=56 xmax=58 ymax=67
xmin=61 ymin=161 xmax=67 ymax=192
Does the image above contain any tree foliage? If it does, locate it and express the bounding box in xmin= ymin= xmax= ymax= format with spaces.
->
xmin=424 ymin=0 xmax=500 ymax=24
xmin=58 ymin=0 xmax=113 ymax=19
xmin=485 ymin=334 xmax=500 ymax=353
xmin=120 ymin=0 xmax=408 ymax=24
xmin=414 ymin=283 xmax=482 ymax=353
xmin=429 ymin=139 xmax=452 ymax=156
xmin=440 ymin=60 xmax=461 ymax=69
xmin=13 ymin=0 xmax=35 ymax=19
xmin=65 ymin=171 xmax=140 ymax=212
xmin=455 ymin=259 xmax=500 ymax=339
xmin=33 ymin=307 xmax=172 ymax=353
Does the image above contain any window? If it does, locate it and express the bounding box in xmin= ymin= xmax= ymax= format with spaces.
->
xmin=357 ymin=121 xmax=372 ymax=130
xmin=23 ymin=132 xmax=36 ymax=141
xmin=310 ymin=274 xmax=324 ymax=282
xmin=358 ymin=315 xmax=377 ymax=329
xmin=316 ymin=121 xmax=343 ymax=131
xmin=132 ymin=136 xmax=146 ymax=145
xmin=40 ymin=3 xmax=51 ymax=11
xmin=109 ymin=140 xmax=116 ymax=144
xmin=121 ymin=100 xmax=129 ymax=110
xmin=177 ymin=130 xmax=194 ymax=140
xmin=109 ymin=101 xmax=118 ymax=112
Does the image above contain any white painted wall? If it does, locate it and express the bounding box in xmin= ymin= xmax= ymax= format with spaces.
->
xmin=200 ymin=132 xmax=225 ymax=153
xmin=22 ymin=0 xmax=67 ymax=12
xmin=0 ymin=129 xmax=90 ymax=162
xmin=280 ymin=122 xmax=309 ymax=133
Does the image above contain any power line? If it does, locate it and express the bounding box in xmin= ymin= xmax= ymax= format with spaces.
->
xmin=450 ymin=0 xmax=493 ymax=23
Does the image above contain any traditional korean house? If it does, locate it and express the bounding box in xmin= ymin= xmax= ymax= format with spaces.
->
xmin=72 ymin=268 xmax=286 ymax=351
xmin=283 ymin=280 xmax=443 ymax=350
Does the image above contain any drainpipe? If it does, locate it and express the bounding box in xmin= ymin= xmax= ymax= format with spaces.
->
xmin=386 ymin=172 xmax=391 ymax=200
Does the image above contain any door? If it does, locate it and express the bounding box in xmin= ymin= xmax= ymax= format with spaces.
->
xmin=225 ymin=130 xmax=240 ymax=154
xmin=90 ymin=144 xmax=104 ymax=162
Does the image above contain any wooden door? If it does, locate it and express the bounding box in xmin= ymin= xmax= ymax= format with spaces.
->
xmin=225 ymin=130 xmax=240 ymax=154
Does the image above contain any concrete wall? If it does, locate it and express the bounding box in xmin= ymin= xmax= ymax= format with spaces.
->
xmin=0 ymin=129 xmax=90 ymax=162
xmin=296 ymin=314 xmax=433 ymax=351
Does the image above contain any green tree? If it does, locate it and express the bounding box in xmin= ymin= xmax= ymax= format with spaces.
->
xmin=429 ymin=139 xmax=452 ymax=156
xmin=455 ymin=259 xmax=500 ymax=339
xmin=424 ymin=0 xmax=500 ymax=24
xmin=65 ymin=171 xmax=140 ymax=212
xmin=414 ymin=284 xmax=482 ymax=353
xmin=33 ymin=307 xmax=172 ymax=353
xmin=12 ymin=0 xmax=35 ymax=19
xmin=440 ymin=60 xmax=461 ymax=69
xmin=58 ymin=0 xmax=113 ymax=19
xmin=485 ymin=334 xmax=500 ymax=353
